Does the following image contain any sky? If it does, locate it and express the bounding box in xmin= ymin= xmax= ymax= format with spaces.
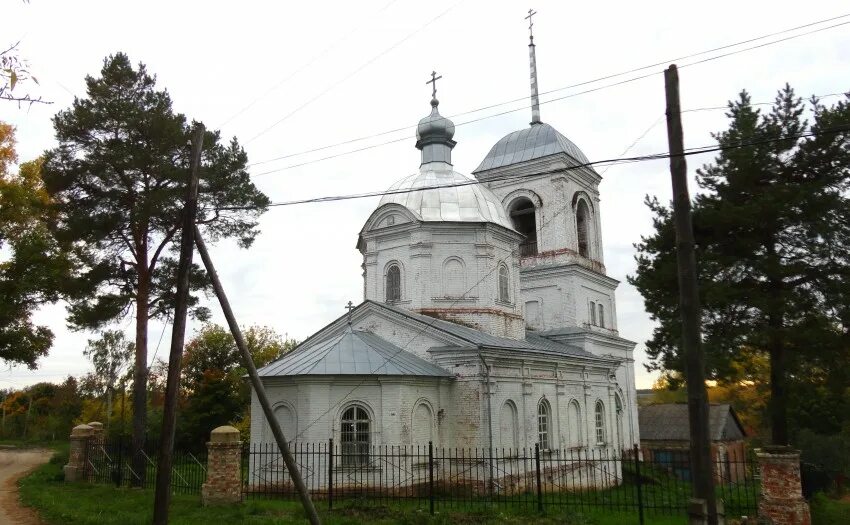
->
xmin=2 ymin=0 xmax=849 ymax=390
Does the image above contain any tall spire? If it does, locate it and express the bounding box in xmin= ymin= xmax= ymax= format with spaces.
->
xmin=526 ymin=8 xmax=542 ymax=125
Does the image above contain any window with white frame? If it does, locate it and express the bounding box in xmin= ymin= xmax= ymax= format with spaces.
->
xmin=538 ymin=399 xmax=551 ymax=450
xmin=594 ymin=401 xmax=606 ymax=445
xmin=589 ymin=301 xmax=597 ymax=325
xmin=341 ymin=405 xmax=371 ymax=466
xmin=598 ymin=303 xmax=605 ymax=328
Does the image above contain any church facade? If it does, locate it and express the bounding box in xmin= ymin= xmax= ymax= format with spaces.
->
xmin=250 ymin=29 xmax=639 ymax=469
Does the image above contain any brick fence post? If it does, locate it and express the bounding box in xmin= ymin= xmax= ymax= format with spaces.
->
xmin=201 ymin=425 xmax=242 ymax=505
xmin=64 ymin=424 xmax=93 ymax=482
xmin=756 ymin=447 xmax=811 ymax=525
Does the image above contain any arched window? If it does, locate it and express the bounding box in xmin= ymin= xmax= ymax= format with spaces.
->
xmin=386 ymin=264 xmax=401 ymax=302
xmin=509 ymin=198 xmax=538 ymax=256
xmin=499 ymin=401 xmax=518 ymax=450
xmin=615 ymin=394 xmax=624 ymax=452
xmin=576 ymin=199 xmax=590 ymax=257
xmin=598 ymin=303 xmax=605 ymax=328
xmin=594 ymin=401 xmax=606 ymax=445
xmin=272 ymin=404 xmax=296 ymax=443
xmin=444 ymin=258 xmax=465 ymax=297
xmin=411 ymin=402 xmax=434 ymax=444
xmin=537 ymin=399 xmax=551 ymax=450
xmin=589 ymin=301 xmax=597 ymax=326
xmin=498 ymin=264 xmax=510 ymax=302
xmin=341 ymin=405 xmax=371 ymax=466
xmin=569 ymin=400 xmax=582 ymax=447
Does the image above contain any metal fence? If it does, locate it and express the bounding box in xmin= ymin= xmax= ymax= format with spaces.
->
xmin=83 ymin=438 xmax=760 ymax=521
xmin=85 ymin=436 xmax=207 ymax=494
xmin=243 ymin=442 xmax=761 ymax=520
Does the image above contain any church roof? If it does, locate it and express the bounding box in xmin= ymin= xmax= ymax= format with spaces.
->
xmin=374 ymin=301 xmax=597 ymax=359
xmin=379 ymin=166 xmax=515 ymax=230
xmin=473 ymin=123 xmax=591 ymax=173
xmin=257 ymin=326 xmax=452 ymax=378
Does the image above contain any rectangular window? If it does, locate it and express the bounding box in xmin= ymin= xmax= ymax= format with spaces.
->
xmin=589 ymin=301 xmax=597 ymax=325
xmin=598 ymin=304 xmax=605 ymax=328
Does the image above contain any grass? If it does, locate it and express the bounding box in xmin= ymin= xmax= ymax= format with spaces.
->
xmin=20 ymin=452 xmax=687 ymax=525
xmin=810 ymin=492 xmax=850 ymax=525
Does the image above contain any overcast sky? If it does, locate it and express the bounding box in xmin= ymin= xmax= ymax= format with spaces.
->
xmin=3 ymin=0 xmax=848 ymax=390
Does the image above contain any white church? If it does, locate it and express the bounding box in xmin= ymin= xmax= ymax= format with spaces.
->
xmin=250 ymin=23 xmax=640 ymax=468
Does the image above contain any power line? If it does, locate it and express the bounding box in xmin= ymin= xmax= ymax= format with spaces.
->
xmin=244 ymin=13 xmax=850 ymax=170
xmin=248 ymin=85 xmax=846 ymax=178
xmin=244 ymin=0 xmax=466 ymax=145
xmin=224 ymin=125 xmax=849 ymax=211
xmin=218 ymin=0 xmax=401 ymax=129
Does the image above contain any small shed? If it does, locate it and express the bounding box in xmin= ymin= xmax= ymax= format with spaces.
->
xmin=638 ymin=403 xmax=747 ymax=483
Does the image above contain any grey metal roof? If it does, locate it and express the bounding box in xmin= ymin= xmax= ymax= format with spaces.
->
xmin=473 ymin=123 xmax=591 ymax=173
xmin=373 ymin=301 xmax=598 ymax=359
xmin=379 ymin=167 xmax=515 ymax=230
xmin=638 ymin=404 xmax=746 ymax=442
xmin=257 ymin=326 xmax=452 ymax=378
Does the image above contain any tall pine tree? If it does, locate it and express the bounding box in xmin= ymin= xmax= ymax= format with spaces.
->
xmin=631 ymin=87 xmax=850 ymax=445
xmin=42 ymin=53 xmax=269 ymax=482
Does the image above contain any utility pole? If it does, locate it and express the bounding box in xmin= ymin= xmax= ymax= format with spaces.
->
xmin=152 ymin=124 xmax=204 ymax=525
xmin=664 ymin=64 xmax=717 ymax=525
xmin=194 ymin=225 xmax=321 ymax=525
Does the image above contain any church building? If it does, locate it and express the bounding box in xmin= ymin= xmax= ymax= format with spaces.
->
xmin=250 ymin=21 xmax=639 ymax=466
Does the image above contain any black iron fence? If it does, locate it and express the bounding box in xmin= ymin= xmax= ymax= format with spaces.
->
xmin=82 ymin=437 xmax=759 ymax=521
xmin=243 ymin=442 xmax=760 ymax=520
xmin=85 ymin=436 xmax=207 ymax=494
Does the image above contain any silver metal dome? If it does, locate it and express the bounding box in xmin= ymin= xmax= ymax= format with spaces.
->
xmin=473 ymin=123 xmax=591 ymax=173
xmin=379 ymin=166 xmax=514 ymax=230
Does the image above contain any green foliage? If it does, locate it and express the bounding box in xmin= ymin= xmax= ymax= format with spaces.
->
xmin=177 ymin=324 xmax=295 ymax=447
xmin=0 ymin=377 xmax=82 ymax=441
xmin=0 ymin=124 xmax=77 ymax=367
xmin=630 ymin=87 xmax=850 ymax=442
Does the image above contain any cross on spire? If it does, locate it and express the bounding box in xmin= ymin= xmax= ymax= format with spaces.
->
xmin=345 ymin=301 xmax=355 ymax=325
xmin=426 ymin=71 xmax=442 ymax=101
xmin=525 ymin=8 xmax=537 ymax=40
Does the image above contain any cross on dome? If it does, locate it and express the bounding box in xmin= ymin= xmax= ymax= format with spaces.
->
xmin=426 ymin=71 xmax=442 ymax=105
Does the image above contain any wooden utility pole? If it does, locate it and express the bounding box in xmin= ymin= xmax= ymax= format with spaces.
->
xmin=194 ymin=225 xmax=321 ymax=525
xmin=152 ymin=124 xmax=205 ymax=525
xmin=664 ymin=64 xmax=717 ymax=525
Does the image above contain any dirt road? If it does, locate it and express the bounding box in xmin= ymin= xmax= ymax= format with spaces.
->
xmin=0 ymin=448 xmax=52 ymax=525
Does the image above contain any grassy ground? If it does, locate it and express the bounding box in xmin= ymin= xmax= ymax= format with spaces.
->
xmin=810 ymin=493 xmax=850 ymax=524
xmin=20 ymin=454 xmax=686 ymax=525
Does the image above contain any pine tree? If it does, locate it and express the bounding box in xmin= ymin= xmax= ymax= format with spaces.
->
xmin=42 ymin=53 xmax=269 ymax=483
xmin=630 ymin=87 xmax=850 ymax=445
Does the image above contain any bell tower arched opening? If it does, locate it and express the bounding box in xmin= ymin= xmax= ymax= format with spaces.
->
xmin=509 ymin=197 xmax=537 ymax=256
xmin=576 ymin=199 xmax=590 ymax=258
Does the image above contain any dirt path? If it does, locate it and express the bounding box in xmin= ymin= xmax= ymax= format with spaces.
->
xmin=0 ymin=448 xmax=52 ymax=525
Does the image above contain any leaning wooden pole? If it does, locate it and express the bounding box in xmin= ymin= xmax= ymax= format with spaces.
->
xmin=194 ymin=225 xmax=321 ymax=525
xmin=664 ymin=64 xmax=717 ymax=525
xmin=152 ymin=124 xmax=205 ymax=525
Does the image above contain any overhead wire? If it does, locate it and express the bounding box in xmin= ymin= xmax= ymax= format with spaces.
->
xmin=223 ymin=125 xmax=850 ymax=211
xmin=218 ymin=0 xmax=401 ymax=128
xmin=244 ymin=0 xmax=466 ymax=145
xmin=244 ymin=13 xmax=850 ymax=170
